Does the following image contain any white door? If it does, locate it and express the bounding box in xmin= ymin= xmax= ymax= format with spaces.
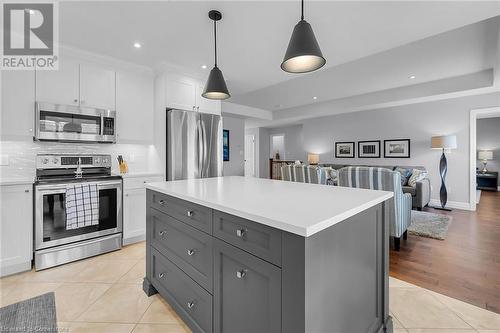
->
xmin=0 ymin=184 xmax=33 ymax=276
xmin=123 ymin=188 xmax=146 ymax=245
xmin=79 ymin=63 xmax=116 ymax=109
xmin=165 ymin=75 xmax=197 ymax=111
xmin=36 ymin=55 xmax=80 ymax=106
xmin=245 ymin=135 xmax=255 ymax=177
xmin=196 ymin=83 xmax=221 ymax=115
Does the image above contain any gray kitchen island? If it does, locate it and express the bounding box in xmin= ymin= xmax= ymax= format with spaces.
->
xmin=143 ymin=176 xmax=394 ymax=333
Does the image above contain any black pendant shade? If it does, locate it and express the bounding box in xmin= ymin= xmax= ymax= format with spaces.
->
xmin=203 ymin=10 xmax=230 ymax=100
xmin=281 ymin=0 xmax=326 ymax=73
xmin=203 ymin=65 xmax=230 ymax=100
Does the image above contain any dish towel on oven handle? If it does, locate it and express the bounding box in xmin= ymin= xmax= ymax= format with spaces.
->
xmin=65 ymin=183 xmax=99 ymax=230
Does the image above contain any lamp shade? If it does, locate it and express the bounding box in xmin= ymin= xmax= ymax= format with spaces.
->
xmin=281 ymin=20 xmax=326 ymax=73
xmin=308 ymin=153 xmax=319 ymax=165
xmin=431 ymin=135 xmax=457 ymax=149
xmin=202 ymin=66 xmax=230 ymax=100
xmin=478 ymin=150 xmax=493 ymax=160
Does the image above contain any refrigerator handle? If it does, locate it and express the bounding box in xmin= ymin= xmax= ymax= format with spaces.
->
xmin=196 ymin=119 xmax=203 ymax=178
xmin=201 ymin=119 xmax=209 ymax=177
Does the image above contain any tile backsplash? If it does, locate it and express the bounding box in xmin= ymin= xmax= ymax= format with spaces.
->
xmin=0 ymin=140 xmax=162 ymax=180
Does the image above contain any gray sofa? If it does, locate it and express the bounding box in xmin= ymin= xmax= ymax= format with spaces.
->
xmin=320 ymin=164 xmax=431 ymax=210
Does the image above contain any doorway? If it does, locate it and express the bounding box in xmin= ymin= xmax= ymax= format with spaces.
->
xmin=469 ymin=107 xmax=500 ymax=210
xmin=245 ymin=134 xmax=255 ymax=177
xmin=270 ymin=134 xmax=285 ymax=160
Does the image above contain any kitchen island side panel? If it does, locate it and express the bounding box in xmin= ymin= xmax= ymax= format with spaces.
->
xmin=302 ymin=202 xmax=392 ymax=333
xmin=143 ymin=190 xmax=157 ymax=296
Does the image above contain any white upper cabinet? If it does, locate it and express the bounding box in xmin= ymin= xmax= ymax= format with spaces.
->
xmin=35 ymin=56 xmax=80 ymax=106
xmin=165 ymin=74 xmax=197 ymax=111
xmin=165 ymin=73 xmax=221 ymax=115
xmin=1 ymin=70 xmax=35 ymax=138
xmin=80 ymin=63 xmax=116 ymax=110
xmin=196 ymin=82 xmax=221 ymax=115
xmin=116 ymin=70 xmax=154 ymax=143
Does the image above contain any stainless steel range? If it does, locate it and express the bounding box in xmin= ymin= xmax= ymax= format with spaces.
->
xmin=34 ymin=154 xmax=122 ymax=270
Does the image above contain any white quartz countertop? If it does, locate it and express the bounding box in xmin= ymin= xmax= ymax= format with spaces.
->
xmin=145 ymin=176 xmax=393 ymax=237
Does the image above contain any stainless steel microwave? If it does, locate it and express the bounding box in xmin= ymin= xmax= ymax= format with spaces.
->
xmin=34 ymin=102 xmax=116 ymax=143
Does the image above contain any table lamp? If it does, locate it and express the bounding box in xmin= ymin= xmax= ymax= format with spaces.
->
xmin=478 ymin=150 xmax=493 ymax=173
xmin=431 ymin=135 xmax=457 ymax=211
xmin=308 ymin=153 xmax=319 ymax=165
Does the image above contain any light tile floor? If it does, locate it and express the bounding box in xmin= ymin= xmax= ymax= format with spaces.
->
xmin=1 ymin=242 xmax=499 ymax=333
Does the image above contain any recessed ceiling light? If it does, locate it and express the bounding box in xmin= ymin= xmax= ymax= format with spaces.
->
xmin=408 ymin=75 xmax=416 ymax=79
xmin=201 ymin=65 xmax=207 ymax=69
xmin=313 ymin=96 xmax=318 ymax=100
xmin=133 ymin=42 xmax=142 ymax=48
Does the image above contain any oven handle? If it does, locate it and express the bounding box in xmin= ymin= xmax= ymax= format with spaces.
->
xmin=36 ymin=180 xmax=122 ymax=192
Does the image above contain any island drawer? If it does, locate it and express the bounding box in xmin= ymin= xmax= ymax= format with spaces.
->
xmin=150 ymin=192 xmax=212 ymax=234
xmin=151 ymin=247 xmax=213 ymax=333
xmin=213 ymin=211 xmax=282 ymax=266
xmin=151 ymin=209 xmax=213 ymax=292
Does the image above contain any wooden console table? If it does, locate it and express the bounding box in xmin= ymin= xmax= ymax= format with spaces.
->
xmin=477 ymin=171 xmax=498 ymax=191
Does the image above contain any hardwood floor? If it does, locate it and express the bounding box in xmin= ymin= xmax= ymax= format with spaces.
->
xmin=390 ymin=190 xmax=500 ymax=314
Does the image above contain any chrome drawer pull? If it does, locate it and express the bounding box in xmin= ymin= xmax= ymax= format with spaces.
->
xmin=158 ymin=199 xmax=165 ymax=205
xmin=187 ymin=249 xmax=196 ymax=256
xmin=236 ymin=229 xmax=246 ymax=238
xmin=187 ymin=210 xmax=194 ymax=217
xmin=236 ymin=269 xmax=247 ymax=279
xmin=158 ymin=272 xmax=165 ymax=279
xmin=159 ymin=230 xmax=167 ymax=236
xmin=187 ymin=301 xmax=196 ymax=309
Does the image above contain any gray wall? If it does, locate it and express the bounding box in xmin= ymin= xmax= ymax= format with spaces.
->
xmin=223 ymin=116 xmax=245 ymax=176
xmin=477 ymin=117 xmax=500 ymax=185
xmin=263 ymin=93 xmax=500 ymax=206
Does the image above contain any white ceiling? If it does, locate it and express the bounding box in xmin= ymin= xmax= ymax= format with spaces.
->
xmin=232 ymin=16 xmax=500 ymax=110
xmin=60 ymin=1 xmax=500 ymax=99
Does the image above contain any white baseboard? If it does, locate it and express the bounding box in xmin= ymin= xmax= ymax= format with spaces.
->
xmin=123 ymin=233 xmax=145 ymax=246
xmin=429 ymin=199 xmax=473 ymax=211
xmin=0 ymin=261 xmax=32 ymax=278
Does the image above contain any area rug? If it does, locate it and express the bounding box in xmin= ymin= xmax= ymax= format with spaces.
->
xmin=0 ymin=292 xmax=57 ymax=333
xmin=408 ymin=210 xmax=452 ymax=240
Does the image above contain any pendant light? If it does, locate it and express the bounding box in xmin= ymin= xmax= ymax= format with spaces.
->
xmin=281 ymin=0 xmax=326 ymax=73
xmin=202 ymin=10 xmax=230 ymax=100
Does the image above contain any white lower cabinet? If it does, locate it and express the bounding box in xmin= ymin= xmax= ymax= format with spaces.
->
xmin=0 ymin=184 xmax=33 ymax=277
xmin=123 ymin=175 xmax=163 ymax=245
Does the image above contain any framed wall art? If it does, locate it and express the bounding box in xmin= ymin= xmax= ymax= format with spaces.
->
xmin=223 ymin=129 xmax=230 ymax=161
xmin=335 ymin=141 xmax=355 ymax=158
xmin=358 ymin=140 xmax=381 ymax=158
xmin=384 ymin=139 xmax=410 ymax=158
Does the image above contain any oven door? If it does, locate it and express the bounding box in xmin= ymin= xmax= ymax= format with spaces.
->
xmin=34 ymin=179 xmax=122 ymax=250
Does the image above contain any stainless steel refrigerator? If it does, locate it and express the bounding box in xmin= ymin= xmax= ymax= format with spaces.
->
xmin=166 ymin=109 xmax=223 ymax=180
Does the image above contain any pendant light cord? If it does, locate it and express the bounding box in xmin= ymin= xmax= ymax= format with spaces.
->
xmin=301 ymin=0 xmax=304 ymax=20
xmin=214 ymin=20 xmax=218 ymax=67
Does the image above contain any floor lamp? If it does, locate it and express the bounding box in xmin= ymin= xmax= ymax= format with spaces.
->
xmin=431 ymin=135 xmax=457 ymax=211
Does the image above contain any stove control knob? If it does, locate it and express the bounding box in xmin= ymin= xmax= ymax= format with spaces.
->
xmin=52 ymin=157 xmax=59 ymax=165
xmin=94 ymin=157 xmax=101 ymax=165
xmin=42 ymin=158 xmax=49 ymax=164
